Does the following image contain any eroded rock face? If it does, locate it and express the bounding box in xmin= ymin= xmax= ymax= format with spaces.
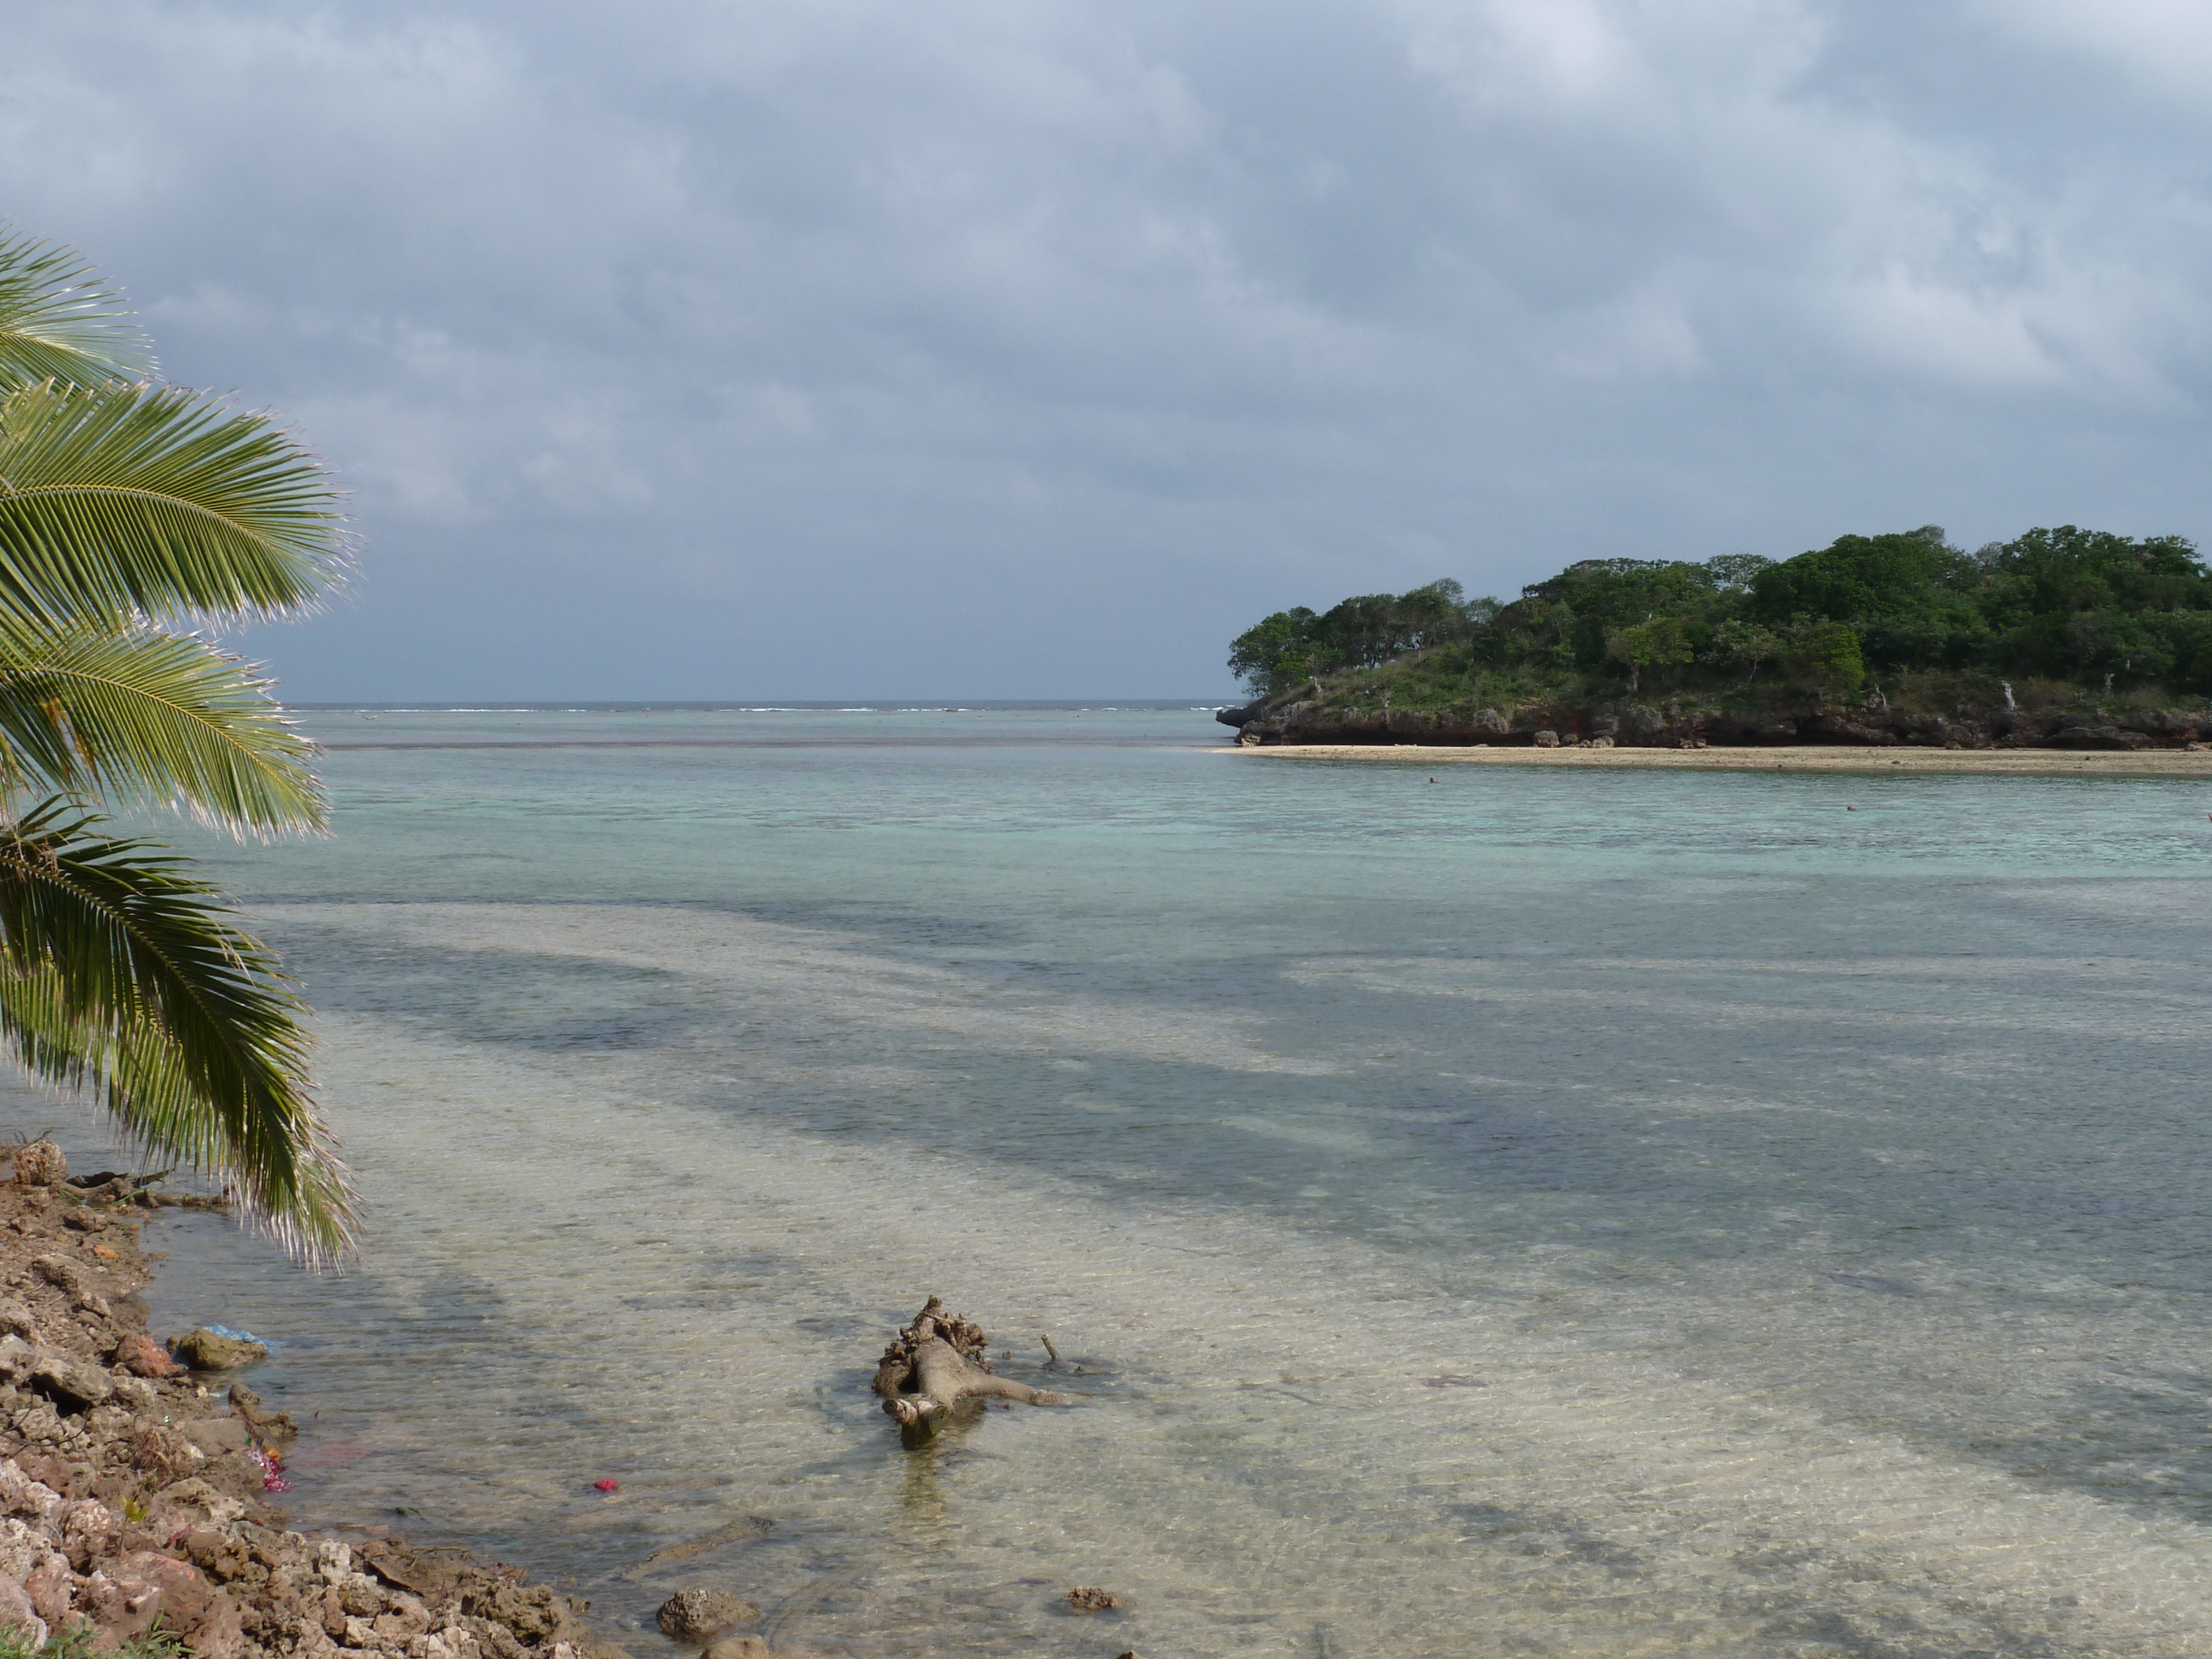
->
xmin=1223 ymin=696 xmax=2209 ymax=751
xmin=655 ymin=1587 xmax=760 ymax=1643
xmin=2050 ymin=723 xmax=2153 ymax=750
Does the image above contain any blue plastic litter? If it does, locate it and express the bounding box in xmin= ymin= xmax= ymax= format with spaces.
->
xmin=206 ymin=1322 xmax=269 ymax=1345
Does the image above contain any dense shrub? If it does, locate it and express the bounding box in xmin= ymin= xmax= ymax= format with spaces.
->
xmin=1229 ymin=525 xmax=2212 ymax=706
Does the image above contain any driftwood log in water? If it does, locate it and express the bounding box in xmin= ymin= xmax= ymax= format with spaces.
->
xmin=873 ymin=1297 xmax=1066 ymax=1446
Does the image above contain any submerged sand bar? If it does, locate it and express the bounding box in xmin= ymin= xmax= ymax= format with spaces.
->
xmin=1232 ymin=742 xmax=2212 ymax=779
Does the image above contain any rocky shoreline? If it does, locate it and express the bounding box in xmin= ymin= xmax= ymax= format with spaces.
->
xmin=1217 ymin=698 xmax=2211 ymax=752
xmin=0 ymin=1141 xmax=615 ymax=1659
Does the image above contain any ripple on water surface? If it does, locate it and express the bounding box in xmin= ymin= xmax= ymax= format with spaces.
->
xmin=20 ymin=708 xmax=2212 ymax=1657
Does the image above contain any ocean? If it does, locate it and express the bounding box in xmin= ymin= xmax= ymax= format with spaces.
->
xmin=13 ymin=703 xmax=2212 ymax=1657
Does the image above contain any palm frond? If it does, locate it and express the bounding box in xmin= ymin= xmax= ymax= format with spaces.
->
xmin=0 ymin=229 xmax=155 ymax=392
xmin=0 ymin=966 xmax=354 ymax=1260
xmin=0 ymin=624 xmax=325 ymax=836
xmin=0 ymin=379 xmax=348 ymax=630
xmin=0 ymin=801 xmax=353 ymax=1259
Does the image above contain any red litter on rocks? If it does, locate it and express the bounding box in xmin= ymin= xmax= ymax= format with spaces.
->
xmin=249 ymin=1447 xmax=293 ymax=1494
xmin=593 ymin=1479 xmax=619 ymax=1493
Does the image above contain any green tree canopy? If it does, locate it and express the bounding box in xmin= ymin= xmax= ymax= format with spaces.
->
xmin=1230 ymin=522 xmax=2211 ymax=706
xmin=1230 ymin=580 xmax=1486 ymax=695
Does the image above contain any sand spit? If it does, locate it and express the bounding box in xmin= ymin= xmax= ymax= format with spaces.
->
xmin=1229 ymin=742 xmax=2212 ymax=779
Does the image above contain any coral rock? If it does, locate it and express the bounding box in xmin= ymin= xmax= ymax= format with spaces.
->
xmin=112 ymin=1332 xmax=180 ymax=1379
xmin=0 ymin=1568 xmax=45 ymax=1648
xmin=228 ymin=1382 xmax=299 ymax=1445
xmin=465 ymin=1579 xmax=578 ymax=1646
xmin=28 ymin=1349 xmax=113 ymax=1413
xmin=31 ymin=1255 xmax=84 ymax=1295
xmin=155 ymin=1477 xmax=245 ymax=1526
xmin=9 ymin=1142 xmax=65 ymax=1189
xmin=421 ymin=1625 xmax=484 ymax=1659
xmin=0 ymin=1520 xmax=45 ymax=1581
xmin=86 ymin=1548 xmax=243 ymax=1659
xmin=23 ymin=1549 xmax=71 ymax=1626
xmin=170 ymin=1327 xmax=268 ymax=1371
xmin=180 ymin=1416 xmax=250 ymax=1458
xmin=655 ymin=1587 xmax=759 ymax=1642
xmin=127 ymin=1420 xmax=198 ymax=1485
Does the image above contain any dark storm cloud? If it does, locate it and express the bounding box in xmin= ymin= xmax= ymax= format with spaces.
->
xmin=3 ymin=0 xmax=2208 ymax=698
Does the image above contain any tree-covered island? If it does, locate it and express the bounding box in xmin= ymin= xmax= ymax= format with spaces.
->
xmin=1219 ymin=525 xmax=2212 ymax=750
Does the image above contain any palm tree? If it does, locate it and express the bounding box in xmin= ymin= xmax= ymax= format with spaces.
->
xmin=0 ymin=228 xmax=353 ymax=1259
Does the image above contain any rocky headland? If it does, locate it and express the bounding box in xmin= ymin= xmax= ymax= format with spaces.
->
xmin=0 ymin=1140 xmax=620 ymax=1659
xmin=1217 ymin=696 xmax=2212 ymax=752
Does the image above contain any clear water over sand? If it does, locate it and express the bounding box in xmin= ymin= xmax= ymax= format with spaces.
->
xmin=14 ymin=705 xmax=2212 ymax=1657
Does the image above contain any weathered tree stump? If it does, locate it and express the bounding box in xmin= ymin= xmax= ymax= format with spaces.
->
xmin=872 ymin=1297 xmax=1066 ymax=1447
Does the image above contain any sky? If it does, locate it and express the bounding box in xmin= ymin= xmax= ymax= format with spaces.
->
xmin=6 ymin=0 xmax=2211 ymax=701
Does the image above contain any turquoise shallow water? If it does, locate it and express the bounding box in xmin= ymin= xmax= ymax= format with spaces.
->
xmin=12 ymin=706 xmax=2212 ymax=1657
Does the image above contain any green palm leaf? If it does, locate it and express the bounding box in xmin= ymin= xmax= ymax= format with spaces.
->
xmin=0 ymin=232 xmax=352 ymax=1261
xmin=0 ymin=966 xmax=354 ymax=1259
xmin=0 ymin=800 xmax=353 ymax=1259
xmin=0 ymin=378 xmax=347 ymax=630
xmin=0 ymin=624 xmax=325 ymax=836
xmin=0 ymin=229 xmax=155 ymax=392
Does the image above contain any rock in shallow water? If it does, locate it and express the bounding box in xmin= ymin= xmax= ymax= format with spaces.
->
xmin=656 ymin=1587 xmax=760 ymax=1642
xmin=170 ymin=1327 xmax=268 ymax=1370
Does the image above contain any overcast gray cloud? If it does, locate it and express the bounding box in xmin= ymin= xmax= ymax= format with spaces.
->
xmin=4 ymin=0 xmax=2209 ymax=699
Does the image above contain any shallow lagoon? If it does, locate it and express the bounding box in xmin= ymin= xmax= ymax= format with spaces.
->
xmin=19 ymin=705 xmax=2212 ymax=1657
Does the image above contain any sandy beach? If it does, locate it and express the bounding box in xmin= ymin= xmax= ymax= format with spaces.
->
xmin=1229 ymin=742 xmax=2212 ymax=779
